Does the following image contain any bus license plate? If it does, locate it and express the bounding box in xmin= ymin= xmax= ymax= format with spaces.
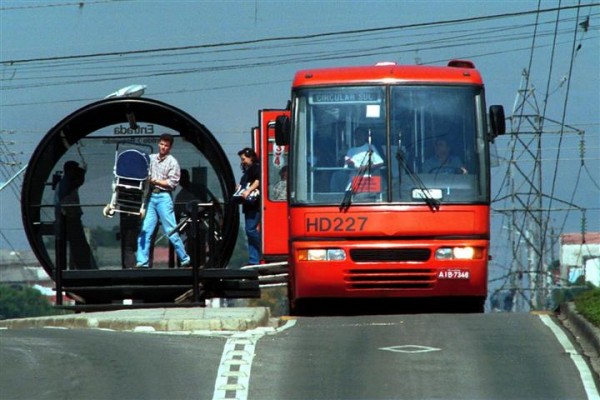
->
xmin=438 ymin=269 xmax=470 ymax=279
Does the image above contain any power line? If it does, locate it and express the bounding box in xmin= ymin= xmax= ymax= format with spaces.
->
xmin=2 ymin=3 xmax=596 ymax=65
xmin=0 ymin=0 xmax=133 ymax=11
xmin=491 ymin=1 xmax=597 ymax=311
xmin=1 ymin=13 xmax=597 ymax=97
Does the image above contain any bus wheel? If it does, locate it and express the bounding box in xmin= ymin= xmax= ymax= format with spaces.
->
xmin=290 ymin=298 xmax=310 ymax=316
xmin=462 ymin=297 xmax=485 ymax=313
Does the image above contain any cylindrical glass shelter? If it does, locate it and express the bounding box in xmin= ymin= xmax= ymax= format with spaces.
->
xmin=21 ymin=97 xmax=239 ymax=276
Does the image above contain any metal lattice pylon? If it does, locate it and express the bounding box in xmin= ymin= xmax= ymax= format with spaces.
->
xmin=494 ymin=69 xmax=583 ymax=311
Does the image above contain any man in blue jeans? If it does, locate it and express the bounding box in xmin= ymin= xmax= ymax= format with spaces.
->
xmin=136 ymin=133 xmax=190 ymax=268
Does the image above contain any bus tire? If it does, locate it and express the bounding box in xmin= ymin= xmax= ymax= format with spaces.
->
xmin=290 ymin=298 xmax=310 ymax=316
xmin=462 ymin=297 xmax=485 ymax=313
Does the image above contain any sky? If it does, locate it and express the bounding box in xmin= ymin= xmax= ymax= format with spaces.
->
xmin=1 ymin=0 xmax=599 ymax=296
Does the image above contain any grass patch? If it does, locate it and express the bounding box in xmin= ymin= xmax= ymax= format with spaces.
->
xmin=0 ymin=284 xmax=69 ymax=320
xmin=574 ymin=288 xmax=600 ymax=328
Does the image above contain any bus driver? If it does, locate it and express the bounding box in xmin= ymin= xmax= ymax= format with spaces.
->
xmin=422 ymin=137 xmax=467 ymax=175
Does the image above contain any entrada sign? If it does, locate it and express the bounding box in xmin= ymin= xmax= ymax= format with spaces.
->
xmin=113 ymin=124 xmax=155 ymax=135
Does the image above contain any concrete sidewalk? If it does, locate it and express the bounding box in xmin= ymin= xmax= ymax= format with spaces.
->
xmin=0 ymin=307 xmax=277 ymax=333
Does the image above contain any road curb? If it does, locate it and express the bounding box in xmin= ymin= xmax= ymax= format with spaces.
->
xmin=560 ymin=302 xmax=600 ymax=357
xmin=0 ymin=307 xmax=273 ymax=332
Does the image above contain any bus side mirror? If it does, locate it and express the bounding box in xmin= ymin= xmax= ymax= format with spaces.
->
xmin=489 ymin=105 xmax=506 ymax=141
xmin=275 ymin=115 xmax=290 ymax=145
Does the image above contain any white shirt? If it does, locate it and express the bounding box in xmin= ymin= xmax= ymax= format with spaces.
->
xmin=345 ymin=143 xmax=384 ymax=169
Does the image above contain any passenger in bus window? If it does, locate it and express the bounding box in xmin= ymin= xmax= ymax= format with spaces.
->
xmin=422 ymin=137 xmax=467 ymax=175
xmin=330 ymin=153 xmax=351 ymax=192
xmin=310 ymin=139 xmax=336 ymax=192
xmin=235 ymin=147 xmax=261 ymax=265
xmin=344 ymin=126 xmax=384 ymax=172
xmin=271 ymin=165 xmax=288 ymax=201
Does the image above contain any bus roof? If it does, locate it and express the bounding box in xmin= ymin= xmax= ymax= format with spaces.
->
xmin=292 ymin=61 xmax=484 ymax=88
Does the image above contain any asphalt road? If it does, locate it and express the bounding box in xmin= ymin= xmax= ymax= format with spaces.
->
xmin=1 ymin=312 xmax=598 ymax=399
xmin=251 ymin=313 xmax=597 ymax=399
xmin=0 ymin=328 xmax=227 ymax=400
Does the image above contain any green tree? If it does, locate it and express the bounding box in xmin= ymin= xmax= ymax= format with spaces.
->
xmin=548 ymin=259 xmax=560 ymax=273
xmin=0 ymin=285 xmax=59 ymax=320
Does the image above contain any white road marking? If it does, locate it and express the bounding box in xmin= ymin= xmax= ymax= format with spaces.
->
xmin=379 ymin=344 xmax=441 ymax=353
xmin=212 ymin=319 xmax=296 ymax=400
xmin=539 ymin=314 xmax=600 ymax=400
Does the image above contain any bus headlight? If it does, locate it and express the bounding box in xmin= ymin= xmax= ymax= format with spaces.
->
xmin=435 ymin=247 xmax=483 ymax=260
xmin=298 ymin=249 xmax=346 ymax=261
xmin=453 ymin=247 xmax=475 ymax=259
xmin=326 ymin=249 xmax=346 ymax=261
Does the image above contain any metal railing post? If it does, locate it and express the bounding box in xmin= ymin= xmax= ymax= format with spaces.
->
xmin=190 ymin=202 xmax=200 ymax=303
xmin=54 ymin=214 xmax=67 ymax=306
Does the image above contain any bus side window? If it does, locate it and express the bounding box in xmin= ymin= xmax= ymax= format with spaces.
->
xmin=269 ymin=165 xmax=288 ymax=201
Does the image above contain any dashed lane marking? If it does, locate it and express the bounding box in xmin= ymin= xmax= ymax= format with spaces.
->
xmin=212 ymin=319 xmax=296 ymax=400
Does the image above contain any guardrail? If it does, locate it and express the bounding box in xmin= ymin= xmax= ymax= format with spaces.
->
xmin=241 ymin=261 xmax=288 ymax=288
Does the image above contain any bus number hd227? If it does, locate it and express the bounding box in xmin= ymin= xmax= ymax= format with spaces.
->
xmin=306 ymin=216 xmax=368 ymax=232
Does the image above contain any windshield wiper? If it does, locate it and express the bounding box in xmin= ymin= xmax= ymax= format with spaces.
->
xmin=339 ymin=166 xmax=373 ymax=211
xmin=340 ymin=158 xmax=373 ymax=211
xmin=396 ymin=150 xmax=439 ymax=211
xmin=340 ymin=133 xmax=376 ymax=211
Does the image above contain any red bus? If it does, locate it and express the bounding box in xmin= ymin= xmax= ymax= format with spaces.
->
xmin=265 ymin=60 xmax=505 ymax=314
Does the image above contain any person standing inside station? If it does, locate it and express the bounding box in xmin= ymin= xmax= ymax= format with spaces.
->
xmin=54 ymin=160 xmax=97 ymax=269
xmin=136 ymin=133 xmax=190 ymax=268
xmin=235 ymin=147 xmax=261 ymax=265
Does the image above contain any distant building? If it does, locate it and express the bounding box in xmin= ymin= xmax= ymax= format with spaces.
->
xmin=0 ymin=249 xmax=51 ymax=293
xmin=0 ymin=249 xmax=50 ymax=284
xmin=559 ymin=232 xmax=600 ymax=286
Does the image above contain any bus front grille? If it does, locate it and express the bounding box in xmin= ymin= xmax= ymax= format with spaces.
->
xmin=349 ymin=248 xmax=431 ymax=262
xmin=345 ymin=269 xmax=435 ymax=290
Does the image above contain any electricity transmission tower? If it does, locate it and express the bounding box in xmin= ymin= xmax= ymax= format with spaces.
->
xmin=494 ymin=69 xmax=585 ymax=311
xmin=0 ymin=130 xmax=26 ymax=194
xmin=0 ymin=131 xmax=28 ymax=258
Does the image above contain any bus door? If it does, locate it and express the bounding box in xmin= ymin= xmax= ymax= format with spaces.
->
xmin=257 ymin=109 xmax=289 ymax=261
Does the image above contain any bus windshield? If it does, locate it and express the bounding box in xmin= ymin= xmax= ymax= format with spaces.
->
xmin=290 ymin=85 xmax=489 ymax=206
